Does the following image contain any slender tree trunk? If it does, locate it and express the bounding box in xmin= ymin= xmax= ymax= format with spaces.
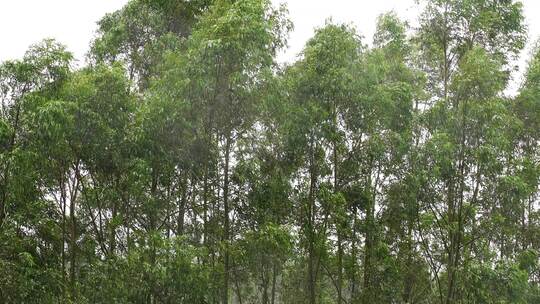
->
xmin=177 ymin=178 xmax=187 ymax=236
xmin=203 ymin=165 xmax=209 ymax=246
xmin=351 ymin=206 xmax=358 ymax=300
xmin=60 ymin=174 xmax=67 ymax=295
xmin=149 ymin=170 xmax=158 ymax=304
xmin=308 ymin=238 xmax=316 ymax=304
xmin=446 ymin=180 xmax=456 ymax=304
xmin=262 ymin=269 xmax=269 ymax=304
xmin=70 ymin=192 xmax=76 ymax=299
xmin=447 ymin=94 xmax=469 ymax=304
xmin=332 ymin=101 xmax=343 ymax=304
xmin=110 ymin=191 xmax=117 ymax=256
xmin=70 ymin=161 xmax=81 ymax=300
xmin=363 ymin=199 xmax=374 ymax=303
xmin=271 ymin=263 xmax=278 ymax=304
xmin=363 ymin=164 xmax=378 ymax=303
xmin=337 ymin=233 xmax=343 ymax=304
xmin=307 ymin=137 xmax=317 ymax=304
xmin=222 ymin=134 xmax=231 ymax=304
xmin=403 ymin=221 xmax=414 ymax=303
xmin=233 ymin=263 xmax=243 ymax=304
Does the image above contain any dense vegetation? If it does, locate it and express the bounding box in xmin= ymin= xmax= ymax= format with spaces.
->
xmin=0 ymin=0 xmax=539 ymax=303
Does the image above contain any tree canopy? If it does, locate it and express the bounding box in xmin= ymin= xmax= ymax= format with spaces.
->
xmin=0 ymin=0 xmax=538 ymax=303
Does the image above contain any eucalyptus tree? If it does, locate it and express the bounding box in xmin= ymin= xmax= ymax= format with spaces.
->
xmin=281 ymin=22 xmax=362 ymax=304
xmin=357 ymin=13 xmax=427 ymax=303
xmin=18 ymin=62 xmax=135 ymax=301
xmin=0 ymin=39 xmax=72 ymax=228
xmin=90 ymin=0 xmax=166 ymax=90
xmin=155 ymin=0 xmax=290 ymax=302
xmin=515 ymin=44 xmax=540 ymax=249
xmin=90 ymin=0 xmax=213 ymax=91
xmin=0 ymin=39 xmax=72 ymax=302
xmin=511 ymin=44 xmax=540 ymax=297
xmin=227 ymin=71 xmax=296 ymax=303
xmin=416 ymin=1 xmax=528 ymax=302
xmin=417 ymin=0 xmax=526 ymax=100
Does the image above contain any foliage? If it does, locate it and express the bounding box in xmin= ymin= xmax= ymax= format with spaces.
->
xmin=0 ymin=0 xmax=539 ymax=303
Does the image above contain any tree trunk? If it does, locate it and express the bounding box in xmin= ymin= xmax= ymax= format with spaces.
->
xmin=70 ymin=187 xmax=76 ymax=298
xmin=177 ymin=179 xmax=187 ymax=236
xmin=363 ymin=166 xmax=378 ymax=303
xmin=61 ymin=174 xmax=67 ymax=295
xmin=363 ymin=198 xmax=374 ymax=303
xmin=222 ymin=134 xmax=231 ymax=304
xmin=307 ymin=137 xmax=317 ymax=304
xmin=271 ymin=263 xmax=278 ymax=304
xmin=110 ymin=198 xmax=117 ymax=256
xmin=402 ymin=221 xmax=414 ymax=303
xmin=351 ymin=206 xmax=358 ymax=300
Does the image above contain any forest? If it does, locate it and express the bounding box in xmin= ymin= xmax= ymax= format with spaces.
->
xmin=0 ymin=0 xmax=539 ymax=303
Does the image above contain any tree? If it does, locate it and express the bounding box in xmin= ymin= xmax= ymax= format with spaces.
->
xmin=416 ymin=1 xmax=528 ymax=302
xmin=2 ymin=1 xmax=539 ymax=303
xmin=0 ymin=39 xmax=72 ymax=302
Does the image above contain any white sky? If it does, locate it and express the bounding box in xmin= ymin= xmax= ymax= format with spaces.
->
xmin=1 ymin=0 xmax=539 ymax=88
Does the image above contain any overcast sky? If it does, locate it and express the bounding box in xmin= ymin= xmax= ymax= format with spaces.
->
xmin=1 ymin=0 xmax=539 ymax=88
